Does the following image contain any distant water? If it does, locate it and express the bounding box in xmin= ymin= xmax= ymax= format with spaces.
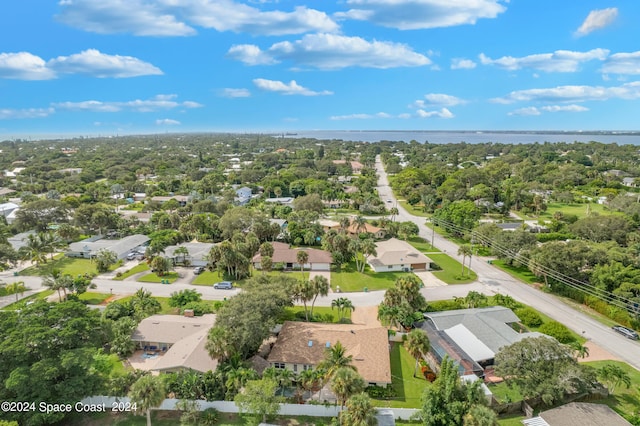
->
xmin=283 ymin=130 xmax=640 ymax=145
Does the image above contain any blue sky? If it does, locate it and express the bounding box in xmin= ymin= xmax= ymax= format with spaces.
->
xmin=1 ymin=1 xmax=639 ymax=137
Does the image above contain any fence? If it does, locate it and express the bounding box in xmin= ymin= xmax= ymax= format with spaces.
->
xmin=82 ymin=396 xmax=419 ymax=420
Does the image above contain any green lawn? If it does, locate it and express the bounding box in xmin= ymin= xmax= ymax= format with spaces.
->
xmin=191 ymin=270 xmax=220 ymax=285
xmin=488 ymin=381 xmax=523 ymax=404
xmin=515 ymin=202 xmax=612 ymax=221
xmin=280 ymin=306 xmax=350 ymax=323
xmin=406 ymin=236 xmax=440 ymax=253
xmin=584 ymin=360 xmax=640 ymax=420
xmin=491 ymin=260 xmax=539 ymax=285
xmin=138 ymin=271 xmax=179 ymax=283
xmin=372 ymin=342 xmax=428 ymax=408
xmin=78 ymin=292 xmax=112 ymax=305
xmin=20 ymin=257 xmax=101 ymax=277
xmin=430 ymin=253 xmax=477 ymax=284
xmin=498 ymin=414 xmax=527 ymax=425
xmin=106 ymin=353 xmax=128 ymax=377
xmin=398 ymin=200 xmax=430 ymax=217
xmin=113 ymin=263 xmax=149 ymax=281
xmin=331 ymin=263 xmax=412 ymax=292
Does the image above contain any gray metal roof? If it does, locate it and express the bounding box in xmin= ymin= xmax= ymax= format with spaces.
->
xmin=68 ymin=234 xmax=149 ymax=257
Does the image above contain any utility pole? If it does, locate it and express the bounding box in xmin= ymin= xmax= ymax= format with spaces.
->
xmin=431 ymin=218 xmax=435 ymax=249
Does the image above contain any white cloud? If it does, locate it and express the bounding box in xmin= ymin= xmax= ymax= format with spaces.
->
xmin=479 ymin=48 xmax=609 ymax=72
xmin=508 ymin=107 xmax=540 ymax=116
xmin=155 ymin=118 xmax=180 ymax=125
xmin=540 ymin=105 xmax=589 ymax=112
xmin=330 ymin=112 xmax=392 ymax=120
xmin=48 ymin=49 xmax=162 ymax=78
xmin=575 ymin=8 xmax=618 ymax=37
xmin=221 ymin=88 xmax=251 ymax=98
xmin=602 ymin=51 xmax=640 ymax=75
xmin=451 ymin=58 xmax=476 ymax=69
xmin=410 ymin=94 xmax=466 ymax=109
xmin=54 ymin=94 xmax=202 ymax=112
xmin=56 ymin=0 xmax=337 ymax=36
xmin=56 ymin=0 xmax=196 ymax=36
xmin=335 ymin=0 xmax=506 ymax=30
xmin=228 ymin=33 xmax=430 ymax=69
xmin=492 ymin=81 xmax=640 ymax=104
xmin=416 ymin=108 xmax=454 ymax=118
xmin=0 ymin=107 xmax=55 ymax=119
xmin=253 ymin=78 xmax=332 ymax=96
xmin=226 ymin=45 xmax=279 ymax=66
xmin=0 ymin=52 xmax=55 ymax=80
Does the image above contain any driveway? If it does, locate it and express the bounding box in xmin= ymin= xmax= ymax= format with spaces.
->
xmin=413 ymin=270 xmax=447 ymax=288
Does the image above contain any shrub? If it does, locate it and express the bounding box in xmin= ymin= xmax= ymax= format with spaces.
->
xmin=181 ymin=301 xmax=214 ymax=316
xmin=426 ymin=299 xmax=464 ymax=312
xmin=515 ymin=307 xmax=543 ymax=328
xmin=538 ymin=321 xmax=575 ymax=343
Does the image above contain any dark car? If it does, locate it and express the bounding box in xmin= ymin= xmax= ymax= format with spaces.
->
xmin=193 ymin=266 xmax=205 ymax=275
xmin=213 ymin=281 xmax=233 ymax=290
xmin=612 ymin=325 xmax=639 ymax=340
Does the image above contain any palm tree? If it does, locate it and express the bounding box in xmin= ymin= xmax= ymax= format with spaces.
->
xmin=330 ymin=367 xmax=365 ymax=408
xmin=20 ymin=233 xmax=47 ymax=266
xmin=341 ymin=392 xmax=377 ymax=426
xmin=296 ymin=250 xmax=309 ymax=280
xmin=464 ymin=291 xmax=487 ymax=309
xmin=318 ymin=341 xmax=355 ymax=381
xmin=309 ymin=275 xmax=329 ymax=319
xmin=4 ymin=281 xmax=26 ymax=303
xmin=458 ymin=244 xmax=472 ymax=276
xmin=332 ymin=297 xmax=355 ymax=322
xmin=404 ymin=329 xmax=431 ymax=377
xmin=206 ymin=326 xmax=234 ymax=363
xmin=174 ymin=246 xmax=189 ymax=265
xmin=353 ymin=215 xmax=367 ymax=235
xmin=360 ymin=239 xmax=377 ymax=273
xmin=294 ymin=279 xmax=314 ymax=321
xmin=389 ymin=207 xmax=399 ymax=222
xmin=377 ymin=303 xmax=401 ymax=331
xmin=42 ymin=268 xmax=67 ymax=301
xmin=598 ymin=364 xmax=631 ymax=394
xmin=339 ymin=216 xmax=351 ymax=231
xmin=128 ymin=374 xmax=166 ymax=426
xmin=568 ymin=341 xmax=590 ymax=359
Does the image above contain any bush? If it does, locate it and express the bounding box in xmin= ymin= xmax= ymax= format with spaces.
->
xmin=181 ymin=301 xmax=214 ymax=316
xmin=515 ymin=307 xmax=543 ymax=327
xmin=538 ymin=321 xmax=575 ymax=343
xmin=366 ymin=385 xmax=397 ymax=399
xmin=426 ymin=299 xmax=464 ymax=312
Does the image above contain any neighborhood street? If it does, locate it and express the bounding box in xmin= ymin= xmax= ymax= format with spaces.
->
xmin=1 ymin=155 xmax=638 ymax=370
xmin=371 ymin=154 xmax=640 ymax=371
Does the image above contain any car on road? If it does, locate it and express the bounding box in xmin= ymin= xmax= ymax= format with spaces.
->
xmin=213 ymin=281 xmax=233 ymax=290
xmin=193 ymin=266 xmax=205 ymax=275
xmin=612 ymin=325 xmax=639 ymax=340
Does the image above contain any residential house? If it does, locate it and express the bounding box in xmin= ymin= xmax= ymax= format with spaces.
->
xmin=495 ymin=222 xmax=526 ymax=232
xmin=367 ymin=238 xmax=431 ymax=272
xmin=235 ymin=186 xmax=253 ymax=205
xmin=0 ymin=202 xmax=19 ymax=222
xmin=8 ymin=230 xmax=36 ymax=251
xmin=252 ymin=242 xmax=332 ymax=271
xmin=420 ymin=306 xmax=543 ymax=376
xmin=323 ymin=199 xmax=348 ymax=209
xmin=267 ymin=321 xmax=392 ymax=387
xmin=265 ymin=197 xmax=294 ymax=207
xmin=622 ymin=177 xmax=638 ymax=187
xmin=58 ymin=168 xmax=83 ymax=175
xmin=150 ymin=195 xmax=189 ymax=207
xmin=0 ymin=187 xmax=16 ymax=197
xmin=522 ymin=402 xmax=632 ymax=426
xmin=347 ymin=222 xmax=386 ymax=239
xmin=130 ymin=314 xmax=217 ymax=373
xmin=164 ymin=242 xmax=215 ymax=267
xmin=317 ymin=219 xmax=341 ymax=232
xmin=332 ymin=160 xmax=364 ymax=174
xmin=67 ymin=234 xmax=150 ymax=260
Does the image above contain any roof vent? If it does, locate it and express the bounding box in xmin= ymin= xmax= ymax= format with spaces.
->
xmin=308 ymin=340 xmax=313 ymax=347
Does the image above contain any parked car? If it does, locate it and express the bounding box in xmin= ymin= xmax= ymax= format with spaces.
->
xmin=612 ymin=325 xmax=639 ymax=340
xmin=213 ymin=281 xmax=233 ymax=290
xmin=126 ymin=252 xmax=137 ymax=261
xmin=193 ymin=266 xmax=205 ymax=275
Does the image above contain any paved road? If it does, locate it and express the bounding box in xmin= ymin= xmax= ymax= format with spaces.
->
xmin=370 ymin=154 xmax=640 ymax=370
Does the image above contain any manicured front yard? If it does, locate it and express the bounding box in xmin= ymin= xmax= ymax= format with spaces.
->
xmin=3 ymin=290 xmax=54 ymax=309
xmin=406 ymin=236 xmax=440 ymax=253
xmin=331 ymin=263 xmax=412 ymax=292
xmin=20 ymin=256 xmax=113 ymax=277
xmin=77 ymin=292 xmax=112 ymax=305
xmin=113 ymin=263 xmax=149 ymax=281
xmin=138 ymin=271 xmax=179 ymax=283
xmin=372 ymin=342 xmax=428 ymax=408
xmin=429 ymin=253 xmax=477 ymax=284
xmin=280 ymin=306 xmax=350 ymax=323
xmin=491 ymin=259 xmax=539 ymax=285
xmin=191 ymin=270 xmax=220 ymax=285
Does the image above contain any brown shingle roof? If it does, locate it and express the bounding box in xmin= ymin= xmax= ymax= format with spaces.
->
xmin=267 ymin=321 xmax=391 ymax=384
xmin=370 ymin=238 xmax=431 ymax=266
xmin=252 ymin=242 xmax=332 ymax=264
xmin=132 ymin=314 xmax=216 ymax=344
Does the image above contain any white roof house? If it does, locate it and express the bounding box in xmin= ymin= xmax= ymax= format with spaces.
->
xmin=164 ymin=242 xmax=215 ymax=267
xmin=67 ymin=234 xmax=150 ymax=260
xmin=424 ymin=306 xmax=544 ymax=364
xmin=367 ymin=238 xmax=431 ymax=272
xmin=0 ymin=202 xmax=19 ymax=218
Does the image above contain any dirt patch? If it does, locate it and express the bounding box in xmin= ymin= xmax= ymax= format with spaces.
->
xmin=351 ymin=305 xmax=381 ymax=327
xmin=578 ymin=341 xmax=620 ymax=363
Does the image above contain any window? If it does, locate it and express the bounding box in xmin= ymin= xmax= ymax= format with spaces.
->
xmin=293 ymin=364 xmax=298 ymax=372
xmin=274 ymin=363 xmax=285 ymax=369
xmin=388 ymin=265 xmax=393 ymax=269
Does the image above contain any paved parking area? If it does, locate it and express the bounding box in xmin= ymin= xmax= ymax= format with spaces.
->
xmin=413 ymin=270 xmax=447 ymax=288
